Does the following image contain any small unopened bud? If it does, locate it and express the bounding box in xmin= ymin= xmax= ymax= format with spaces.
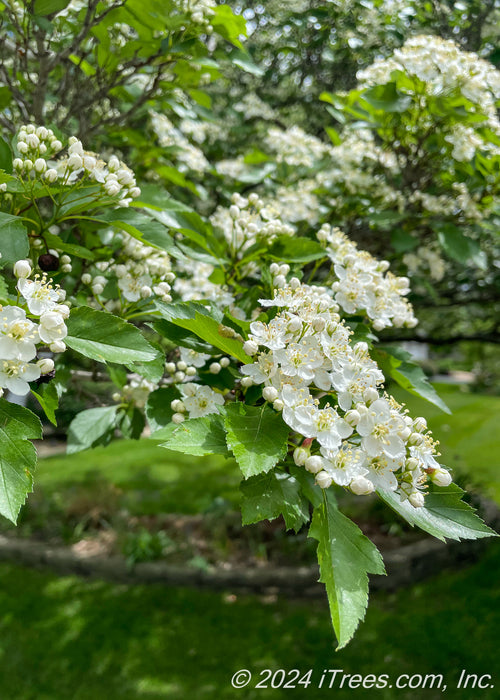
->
xmin=363 ymin=387 xmax=379 ymax=404
xmin=350 ymin=476 xmax=375 ymax=496
xmin=50 ymin=340 xmax=66 ymax=353
xmin=431 ymin=469 xmax=452 ymax=487
xmin=172 ymin=413 xmax=185 ymax=425
xmin=171 ymin=399 xmax=186 ymax=413
xmin=209 ymin=362 xmax=221 ymax=374
xmin=81 ymin=273 xmax=92 ymax=285
xmin=316 ymin=471 xmax=333 ymax=489
xmin=413 ymin=416 xmax=427 ymax=432
xmin=305 ymin=456 xmax=323 ymax=474
xmin=176 ymin=361 xmax=187 ymax=372
xmin=409 ymin=491 xmax=425 ymax=508
xmin=165 ymin=362 xmax=176 ymax=373
xmin=409 ymin=432 xmax=424 ymax=446
xmin=269 ymin=263 xmax=280 ymax=275
xmin=287 ymin=317 xmax=302 ymax=333
xmin=186 ymin=367 xmax=197 ymax=376
xmin=273 ymin=398 xmax=284 ymax=411
xmin=220 ymin=357 xmax=230 ymax=368
xmin=241 ymin=377 xmax=253 ymax=388
xmin=243 ymin=340 xmax=259 ymax=356
xmin=262 ymin=386 xmax=278 ymax=402
xmin=293 ymin=447 xmax=309 ymax=466
xmin=273 ymin=274 xmax=286 ymax=288
xmin=344 ymin=409 xmax=360 ymax=427
xmin=14 ymin=259 xmax=32 ymax=279
xmin=112 ymin=392 xmax=121 ymax=402
xmin=37 ymin=358 xmax=54 ymax=375
xmin=174 ymin=371 xmax=185 ymax=381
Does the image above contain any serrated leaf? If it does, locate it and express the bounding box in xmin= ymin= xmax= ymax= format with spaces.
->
xmin=224 ymin=403 xmax=289 ymax=478
xmin=268 ymin=236 xmax=326 ymax=263
xmin=95 ymin=209 xmax=177 ymax=254
xmin=241 ymin=470 xmax=310 ymax=532
xmin=156 ymin=413 xmax=228 ymax=456
xmin=309 ymin=494 xmax=385 ymax=649
xmin=378 ymin=484 xmax=497 ymax=542
xmin=34 ymin=0 xmax=70 ymax=14
xmin=0 ymin=213 xmax=29 ymax=264
xmin=67 ymin=405 xmax=119 ymax=454
xmin=156 ymin=302 xmax=251 ymax=363
xmin=66 ymin=307 xmax=160 ymax=365
xmin=0 ymin=400 xmax=42 ymax=523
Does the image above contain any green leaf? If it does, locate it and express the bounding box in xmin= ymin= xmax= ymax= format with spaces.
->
xmin=95 ymin=209 xmax=176 ymax=254
xmin=156 ymin=302 xmax=251 ymax=363
xmin=211 ymin=5 xmax=246 ymax=48
xmin=435 ymin=223 xmax=486 ymax=269
xmin=0 ymin=400 xmax=42 ymax=523
xmin=67 ymin=405 xmax=119 ymax=454
xmin=34 ymin=0 xmax=70 ymax=14
xmin=362 ymin=82 xmax=412 ymax=112
xmin=268 ymin=236 xmax=326 ymax=263
xmin=0 ymin=135 xmax=13 ymax=173
xmin=145 ymin=386 xmax=178 ymax=433
xmin=118 ymin=405 xmax=145 ymax=440
xmin=378 ymin=484 xmax=497 ymax=542
xmin=126 ymin=341 xmax=166 ymax=383
xmin=229 ymin=49 xmax=264 ymax=76
xmin=156 ymin=413 xmax=229 ymax=456
xmin=0 ymin=213 xmax=29 ymax=264
xmin=224 ymin=403 xmax=289 ymax=478
xmin=31 ymin=382 xmax=59 ymax=426
xmin=309 ymin=494 xmax=385 ymax=649
xmin=241 ymin=470 xmax=310 ymax=532
xmin=374 ymin=347 xmax=450 ymax=414
xmin=66 ymin=307 xmax=160 ymax=365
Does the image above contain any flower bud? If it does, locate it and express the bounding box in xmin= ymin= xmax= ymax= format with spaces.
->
xmin=14 ymin=259 xmax=32 ymax=279
xmin=50 ymin=340 xmax=66 ymax=353
xmin=262 ymin=386 xmax=278 ymax=402
xmin=350 ymin=476 xmax=375 ymax=496
xmin=243 ymin=340 xmax=259 ymax=356
xmin=316 ymin=471 xmax=333 ymax=489
xmin=344 ymin=409 xmax=360 ymax=427
xmin=241 ymin=377 xmax=253 ymax=388
xmin=431 ymin=469 xmax=452 ymax=487
xmin=220 ymin=357 xmax=230 ymax=368
xmin=293 ymin=447 xmax=309 ymax=466
xmin=37 ymin=358 xmax=54 ymax=375
xmin=172 ymin=412 xmax=185 ymax=425
xmin=409 ymin=491 xmax=425 ymax=508
xmin=363 ymin=387 xmax=379 ymax=404
xmin=209 ymin=362 xmax=221 ymax=374
xmin=305 ymin=456 xmax=323 ymax=474
xmin=34 ymin=158 xmax=47 ymax=173
xmin=81 ymin=273 xmax=92 ymax=285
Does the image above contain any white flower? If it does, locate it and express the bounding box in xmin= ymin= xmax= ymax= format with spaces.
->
xmin=180 ymin=383 xmax=224 ymax=418
xmin=0 ymin=359 xmax=41 ymax=395
xmin=118 ymin=273 xmax=153 ymax=302
xmin=356 ymin=398 xmax=406 ymax=459
xmin=38 ymin=311 xmax=68 ymax=344
xmin=17 ymin=276 xmax=62 ymax=315
xmin=179 ymin=348 xmax=210 ymax=368
xmin=0 ymin=306 xmax=39 ymax=361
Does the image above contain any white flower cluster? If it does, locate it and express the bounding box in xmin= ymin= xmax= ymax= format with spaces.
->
xmin=179 ymin=0 xmax=216 ymax=26
xmin=317 ymin=225 xmax=417 ymax=330
xmin=241 ymin=279 xmax=450 ymax=505
xmin=0 ymin=261 xmax=68 ymax=396
xmin=233 ymin=93 xmax=277 ymax=121
xmin=403 ymin=246 xmax=446 ymax=282
xmin=113 ymin=377 xmax=158 ymax=409
xmin=171 ymin=381 xmax=225 ymax=422
xmin=263 ymin=180 xmax=321 ymax=226
xmin=179 ymin=118 xmax=223 ymax=144
xmin=13 ymin=125 xmax=141 ymax=205
xmin=173 ymin=259 xmax=235 ymax=309
xmin=150 ymin=111 xmax=210 ymax=173
xmin=13 ymin=125 xmax=63 ymax=182
xmin=264 ymin=126 xmax=331 ymax=168
xmin=82 ymin=232 xmax=175 ymax=306
xmin=210 ymin=193 xmax=294 ymax=257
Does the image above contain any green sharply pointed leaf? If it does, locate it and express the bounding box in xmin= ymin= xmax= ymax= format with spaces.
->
xmin=268 ymin=236 xmax=326 ymax=263
xmin=94 ymin=208 xmax=177 ymax=254
xmin=34 ymin=0 xmax=70 ymax=15
xmin=66 ymin=307 xmax=160 ymax=365
xmin=31 ymin=382 xmax=59 ymax=426
xmin=0 ymin=213 xmax=29 ymax=264
xmin=374 ymin=346 xmax=450 ymax=414
xmin=67 ymin=405 xmax=119 ymax=454
xmin=378 ymin=484 xmax=497 ymax=542
xmin=241 ymin=469 xmax=310 ymax=532
xmin=155 ymin=301 xmax=251 ymax=363
xmin=224 ymin=403 xmax=289 ymax=478
xmin=156 ymin=413 xmax=229 ymax=456
xmin=309 ymin=494 xmax=385 ymax=649
xmin=0 ymin=400 xmax=42 ymax=523
xmin=362 ymin=82 xmax=412 ymax=112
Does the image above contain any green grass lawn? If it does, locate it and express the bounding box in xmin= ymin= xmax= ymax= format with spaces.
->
xmin=35 ymin=383 xmax=500 ymax=515
xmin=0 ymin=541 xmax=499 ymax=700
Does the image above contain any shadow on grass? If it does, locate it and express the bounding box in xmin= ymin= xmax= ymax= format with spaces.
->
xmin=0 ymin=541 xmax=499 ymax=700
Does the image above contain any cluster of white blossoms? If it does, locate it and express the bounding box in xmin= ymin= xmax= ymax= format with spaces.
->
xmin=233 ymin=93 xmax=277 ymax=121
xmin=171 ymin=381 xmax=225 ymax=423
xmin=178 ymin=118 xmax=223 ymax=144
xmin=13 ymin=125 xmax=63 ymax=182
xmin=264 ymin=126 xmax=331 ymax=168
xmin=0 ymin=260 xmax=68 ymax=396
xmin=112 ymin=377 xmax=158 ymax=409
xmin=13 ymin=125 xmax=141 ymax=206
xmin=403 ymin=246 xmax=446 ymax=282
xmin=317 ymin=225 xmax=417 ymax=331
xmin=178 ymin=0 xmax=216 ymax=26
xmin=240 ymin=279 xmax=451 ymax=505
xmin=263 ymin=180 xmax=322 ymax=227
xmin=150 ymin=111 xmax=210 ymax=174
xmin=173 ymin=258 xmax=235 ymax=310
xmin=81 ymin=231 xmax=174 ymax=307
xmin=210 ymin=193 xmax=294 ymax=257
